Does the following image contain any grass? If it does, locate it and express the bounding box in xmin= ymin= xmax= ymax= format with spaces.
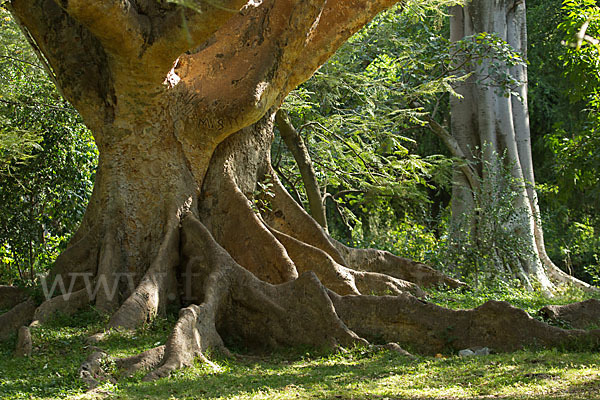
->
xmin=1 ymin=286 xmax=600 ymax=400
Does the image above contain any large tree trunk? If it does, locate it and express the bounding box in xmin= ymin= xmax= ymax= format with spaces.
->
xmin=449 ymin=0 xmax=595 ymax=292
xmin=3 ymin=0 xmax=600 ymax=383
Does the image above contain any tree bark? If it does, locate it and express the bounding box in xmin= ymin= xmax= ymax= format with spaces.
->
xmin=448 ymin=0 xmax=595 ymax=292
xmin=275 ymin=110 xmax=328 ymax=230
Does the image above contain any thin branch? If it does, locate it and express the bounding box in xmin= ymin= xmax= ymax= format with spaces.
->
xmin=332 ymin=189 xmax=366 ymax=199
xmin=414 ymin=103 xmax=480 ymax=192
xmin=323 ymin=193 xmax=353 ymax=233
xmin=311 ymin=120 xmax=378 ymax=183
xmin=0 ymin=98 xmax=76 ymax=112
xmin=0 ymin=55 xmax=44 ymax=69
xmin=276 ymin=109 xmax=327 ymax=229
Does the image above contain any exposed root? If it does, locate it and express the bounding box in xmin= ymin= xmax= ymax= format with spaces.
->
xmin=352 ymin=270 xmax=425 ymax=298
xmin=199 ymin=136 xmax=433 ymax=299
xmin=270 ymin=226 xmax=424 ymax=297
xmin=265 ymin=176 xmax=346 ymax=265
xmin=136 ymin=214 xmax=239 ymax=380
xmin=0 ymin=299 xmax=36 ymax=341
xmin=33 ymin=288 xmax=92 ymax=324
xmin=263 ymin=176 xmax=465 ymax=290
xmin=268 ymin=225 xmax=360 ymax=295
xmin=108 ymin=221 xmax=180 ymax=330
xmin=200 ymin=162 xmax=297 ymax=284
xmin=74 ymin=198 xmax=600 ymax=384
xmin=545 ymin=260 xmax=599 ymax=293
xmin=540 ymin=299 xmax=600 ymax=329
xmin=223 ymin=270 xmax=365 ymax=350
xmin=115 ymin=345 xmax=165 ymax=377
xmin=15 ymin=326 xmax=32 ymax=357
xmin=329 ymin=292 xmax=600 ymax=354
xmin=373 ymin=342 xmax=415 ymax=359
xmin=186 ymin=213 xmax=362 ymax=349
xmin=329 ymin=239 xmax=466 ymax=289
xmin=534 ymin=222 xmax=599 ymax=292
xmin=79 ymin=349 xmax=113 ymax=390
xmin=0 ymin=285 xmax=28 ymax=310
xmin=143 ymin=303 xmax=224 ymax=380
xmin=119 ymin=214 xmax=365 ymax=380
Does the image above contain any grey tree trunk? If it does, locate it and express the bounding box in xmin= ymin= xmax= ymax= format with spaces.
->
xmin=449 ymin=0 xmax=593 ymax=291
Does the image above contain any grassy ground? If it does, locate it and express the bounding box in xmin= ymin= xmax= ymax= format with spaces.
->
xmin=1 ymin=285 xmax=600 ymax=400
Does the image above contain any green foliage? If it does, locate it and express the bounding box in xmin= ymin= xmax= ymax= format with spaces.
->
xmin=276 ymin=1 xmax=532 ymax=262
xmin=427 ymin=280 xmax=598 ymax=318
xmin=276 ymin=3 xmax=461 ymax=243
xmin=558 ymin=0 xmax=600 ymax=98
xmin=356 ymin=151 xmax=542 ymax=286
xmin=252 ymin=174 xmax=275 ymax=213
xmin=523 ymin=0 xmax=600 ymax=285
xmin=352 ymin=216 xmax=442 ymax=265
xmin=0 ymin=11 xmax=97 ymax=284
xmin=543 ymin=0 xmax=600 ymax=212
xmin=542 ymin=205 xmax=600 ymax=283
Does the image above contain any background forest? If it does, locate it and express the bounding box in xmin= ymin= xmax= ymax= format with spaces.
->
xmin=0 ymin=0 xmax=599 ymax=289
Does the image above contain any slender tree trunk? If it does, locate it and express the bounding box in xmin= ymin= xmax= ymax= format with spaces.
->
xmin=275 ymin=110 xmax=328 ymax=230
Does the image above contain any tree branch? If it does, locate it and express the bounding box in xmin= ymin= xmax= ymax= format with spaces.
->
xmin=51 ymin=0 xmax=148 ymax=58
xmin=173 ymin=0 xmax=328 ymax=142
xmin=9 ymin=0 xmax=114 ymax=129
xmin=420 ymin=110 xmax=480 ymax=192
xmin=175 ymin=0 xmax=401 ymax=147
xmin=143 ymin=0 xmax=249 ymax=71
xmin=283 ymin=0 xmax=400 ymax=94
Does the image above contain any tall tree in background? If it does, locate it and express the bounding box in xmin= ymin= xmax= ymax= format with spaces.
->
xmin=449 ymin=0 xmax=591 ymax=290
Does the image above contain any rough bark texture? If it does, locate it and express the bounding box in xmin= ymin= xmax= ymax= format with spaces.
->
xmin=14 ymin=326 xmax=32 ymax=357
xmin=449 ymin=0 xmax=594 ymax=292
xmin=540 ymin=299 xmax=600 ymax=329
xmin=3 ymin=0 xmax=599 ymax=383
xmin=0 ymin=285 xmax=28 ymax=309
xmin=33 ymin=288 xmax=92 ymax=324
xmin=0 ymin=299 xmax=36 ymax=341
xmin=332 ymin=293 xmax=600 ymax=353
